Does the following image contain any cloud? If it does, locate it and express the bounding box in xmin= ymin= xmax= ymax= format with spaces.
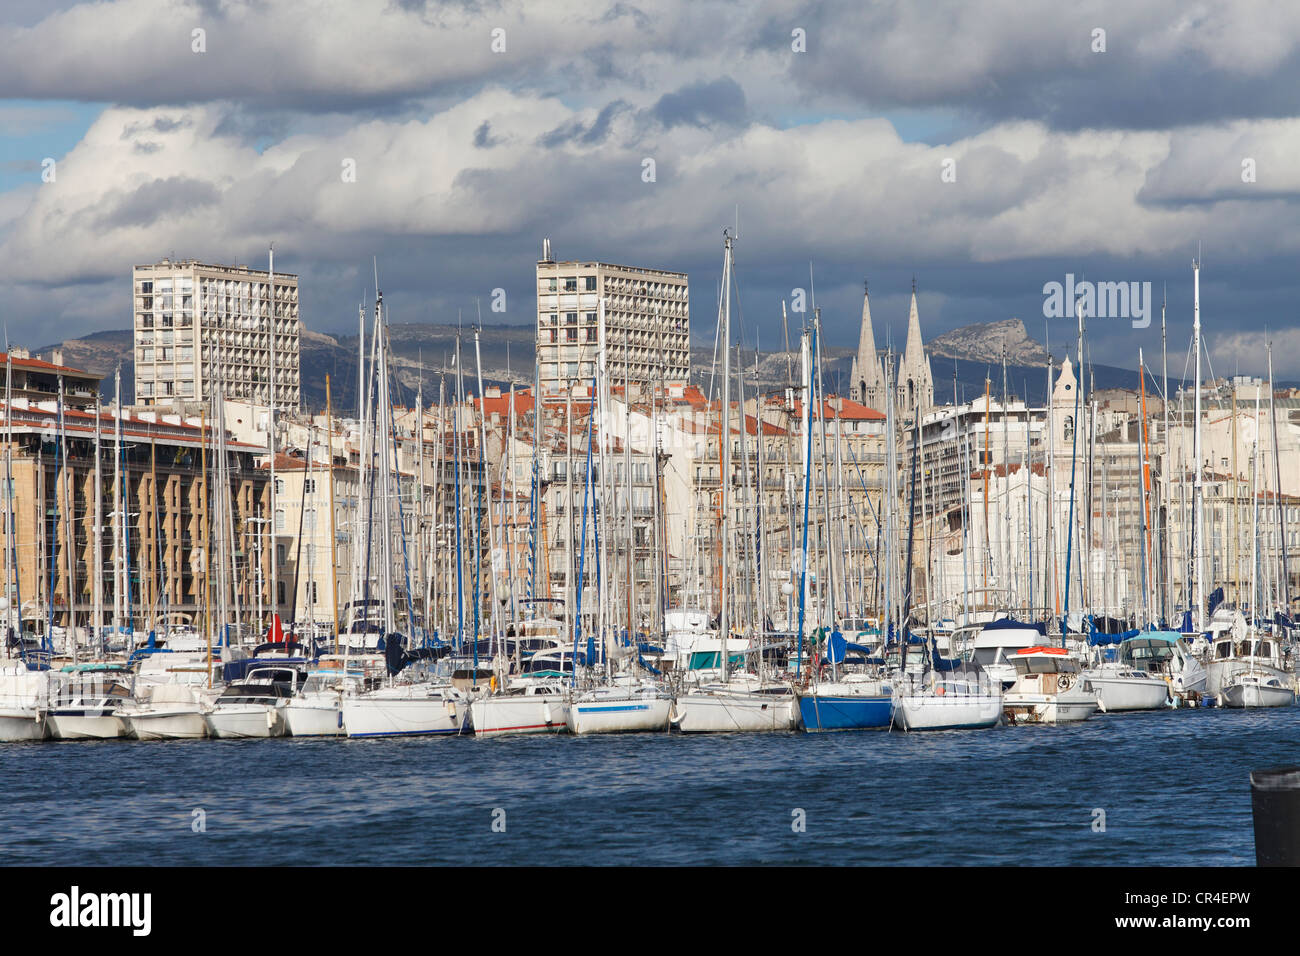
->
xmin=652 ymin=77 xmax=747 ymax=128
xmin=2 ymin=1 xmax=1299 ymax=131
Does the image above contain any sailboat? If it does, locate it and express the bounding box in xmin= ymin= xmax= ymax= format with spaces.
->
xmin=673 ymin=231 xmax=799 ymax=734
xmin=339 ymin=287 xmax=472 ymax=737
xmin=890 ymin=386 xmax=1001 ymax=731
xmin=797 ymin=313 xmax=893 ymax=732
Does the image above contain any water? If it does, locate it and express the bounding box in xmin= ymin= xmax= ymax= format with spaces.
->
xmin=3 ymin=706 xmax=1293 ymax=865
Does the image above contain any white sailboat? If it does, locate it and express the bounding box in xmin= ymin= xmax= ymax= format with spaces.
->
xmin=891 ymin=675 xmax=1003 ymax=731
xmin=567 ymin=682 xmax=673 ymax=735
xmin=469 ymin=680 xmax=570 ymax=738
xmin=672 ymin=232 xmax=799 ymax=735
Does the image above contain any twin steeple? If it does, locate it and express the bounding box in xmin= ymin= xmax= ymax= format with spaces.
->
xmin=849 ymin=278 xmax=934 ymax=417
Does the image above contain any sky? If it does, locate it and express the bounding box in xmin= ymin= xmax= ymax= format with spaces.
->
xmin=0 ymin=1 xmax=1298 ymax=380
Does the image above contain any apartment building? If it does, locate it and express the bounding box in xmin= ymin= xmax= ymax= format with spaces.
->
xmin=132 ymin=258 xmax=301 ymax=410
xmin=535 ymin=240 xmax=689 ymax=396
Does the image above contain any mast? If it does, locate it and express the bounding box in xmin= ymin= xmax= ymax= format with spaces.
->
xmin=1192 ymin=257 xmax=1205 ymax=632
xmin=1268 ymin=343 xmax=1288 ymax=616
xmin=1160 ymin=287 xmax=1172 ymax=623
xmin=92 ymin=397 xmax=103 ymax=654
xmin=326 ymin=377 xmax=340 ymax=653
xmin=267 ymin=245 xmax=278 ymax=630
xmin=719 ymin=230 xmax=733 ymax=683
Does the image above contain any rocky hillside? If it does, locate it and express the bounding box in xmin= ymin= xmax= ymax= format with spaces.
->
xmin=928 ymin=317 xmax=1050 ymax=366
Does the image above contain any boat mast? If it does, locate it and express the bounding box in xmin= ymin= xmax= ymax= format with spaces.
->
xmin=1192 ymin=257 xmax=1205 ymax=632
xmin=1268 ymin=343 xmax=1288 ymax=616
xmin=719 ymin=231 xmax=732 ymax=683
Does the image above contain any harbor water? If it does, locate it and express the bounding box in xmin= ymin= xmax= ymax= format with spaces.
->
xmin=3 ymin=706 xmax=1292 ymax=866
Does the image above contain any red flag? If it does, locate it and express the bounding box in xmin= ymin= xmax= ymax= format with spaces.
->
xmin=265 ymin=613 xmax=285 ymax=644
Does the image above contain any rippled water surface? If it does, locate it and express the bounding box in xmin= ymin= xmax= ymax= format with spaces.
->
xmin=3 ymin=706 xmax=1293 ymax=865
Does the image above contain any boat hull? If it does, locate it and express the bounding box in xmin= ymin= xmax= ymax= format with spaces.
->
xmin=674 ymin=692 xmax=800 ymax=733
xmin=48 ymin=712 xmax=127 ymax=740
xmin=1089 ymin=677 xmax=1170 ymax=712
xmin=892 ymin=695 xmax=1002 ymax=731
xmin=567 ymin=695 xmax=671 ymax=735
xmin=798 ymin=693 xmax=892 ymax=732
xmin=342 ymin=696 xmax=467 ymax=737
xmin=206 ymin=706 xmax=285 ymax=738
xmin=0 ymin=709 xmax=47 ymax=741
xmin=1220 ymin=682 xmax=1296 ymax=709
xmin=1206 ymin=660 xmax=1290 ymax=697
xmin=283 ymin=701 xmax=345 ymax=737
xmin=1003 ymin=693 xmax=1098 ymax=724
xmin=124 ymin=710 xmax=208 ymax=740
xmin=470 ymin=695 xmax=569 ymax=738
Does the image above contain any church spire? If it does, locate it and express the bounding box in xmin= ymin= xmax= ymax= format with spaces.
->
xmin=898 ymin=282 xmax=934 ymax=416
xmin=849 ymin=280 xmax=885 ymax=411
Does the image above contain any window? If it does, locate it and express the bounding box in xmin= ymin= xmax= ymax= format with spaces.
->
xmin=277 ymin=581 xmax=286 ymax=605
xmin=275 ymin=509 xmax=285 ymax=531
xmin=567 ymin=328 xmax=578 ymax=342
xmin=564 ymin=277 xmax=578 ymax=291
xmin=565 ymin=312 xmax=577 ymax=325
xmin=274 ymin=479 xmax=285 ymax=495
xmin=548 ymin=278 xmax=557 ymax=291
xmin=303 ymin=478 xmax=316 ymax=495
xmin=276 ymin=544 xmax=286 ymax=566
xmin=586 ymin=328 xmax=597 ymax=342
xmin=584 ymin=276 xmax=597 ymax=291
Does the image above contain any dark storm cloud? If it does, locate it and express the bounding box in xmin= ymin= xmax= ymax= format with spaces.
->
xmin=538 ymin=100 xmax=630 ymax=147
xmin=651 ymin=77 xmax=747 ymax=129
xmin=91 ymin=176 xmax=221 ymax=230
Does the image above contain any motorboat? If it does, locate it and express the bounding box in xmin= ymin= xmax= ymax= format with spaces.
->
xmin=283 ymin=655 xmax=384 ymax=737
xmin=1082 ymin=661 xmax=1170 ymax=712
xmin=1002 ymin=647 xmax=1098 ymax=724
xmin=0 ymin=660 xmax=50 ymax=741
xmin=121 ymin=683 xmax=212 ymax=740
xmin=966 ymin=618 xmax=1050 ymax=689
xmin=204 ymin=665 xmax=301 ymax=738
xmin=47 ymin=665 xmax=135 ymax=740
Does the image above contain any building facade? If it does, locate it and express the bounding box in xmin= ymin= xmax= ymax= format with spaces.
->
xmin=132 ymin=258 xmax=301 ymax=410
xmin=535 ymin=243 xmax=689 ymax=396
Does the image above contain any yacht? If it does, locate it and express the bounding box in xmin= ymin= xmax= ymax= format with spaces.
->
xmin=205 ymin=665 xmax=301 ymax=738
xmin=0 ymin=660 xmax=50 ymax=741
xmin=1002 ymin=647 xmax=1099 ymax=724
xmin=121 ymin=683 xmax=212 ymax=740
xmin=47 ymin=665 xmax=135 ymax=740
